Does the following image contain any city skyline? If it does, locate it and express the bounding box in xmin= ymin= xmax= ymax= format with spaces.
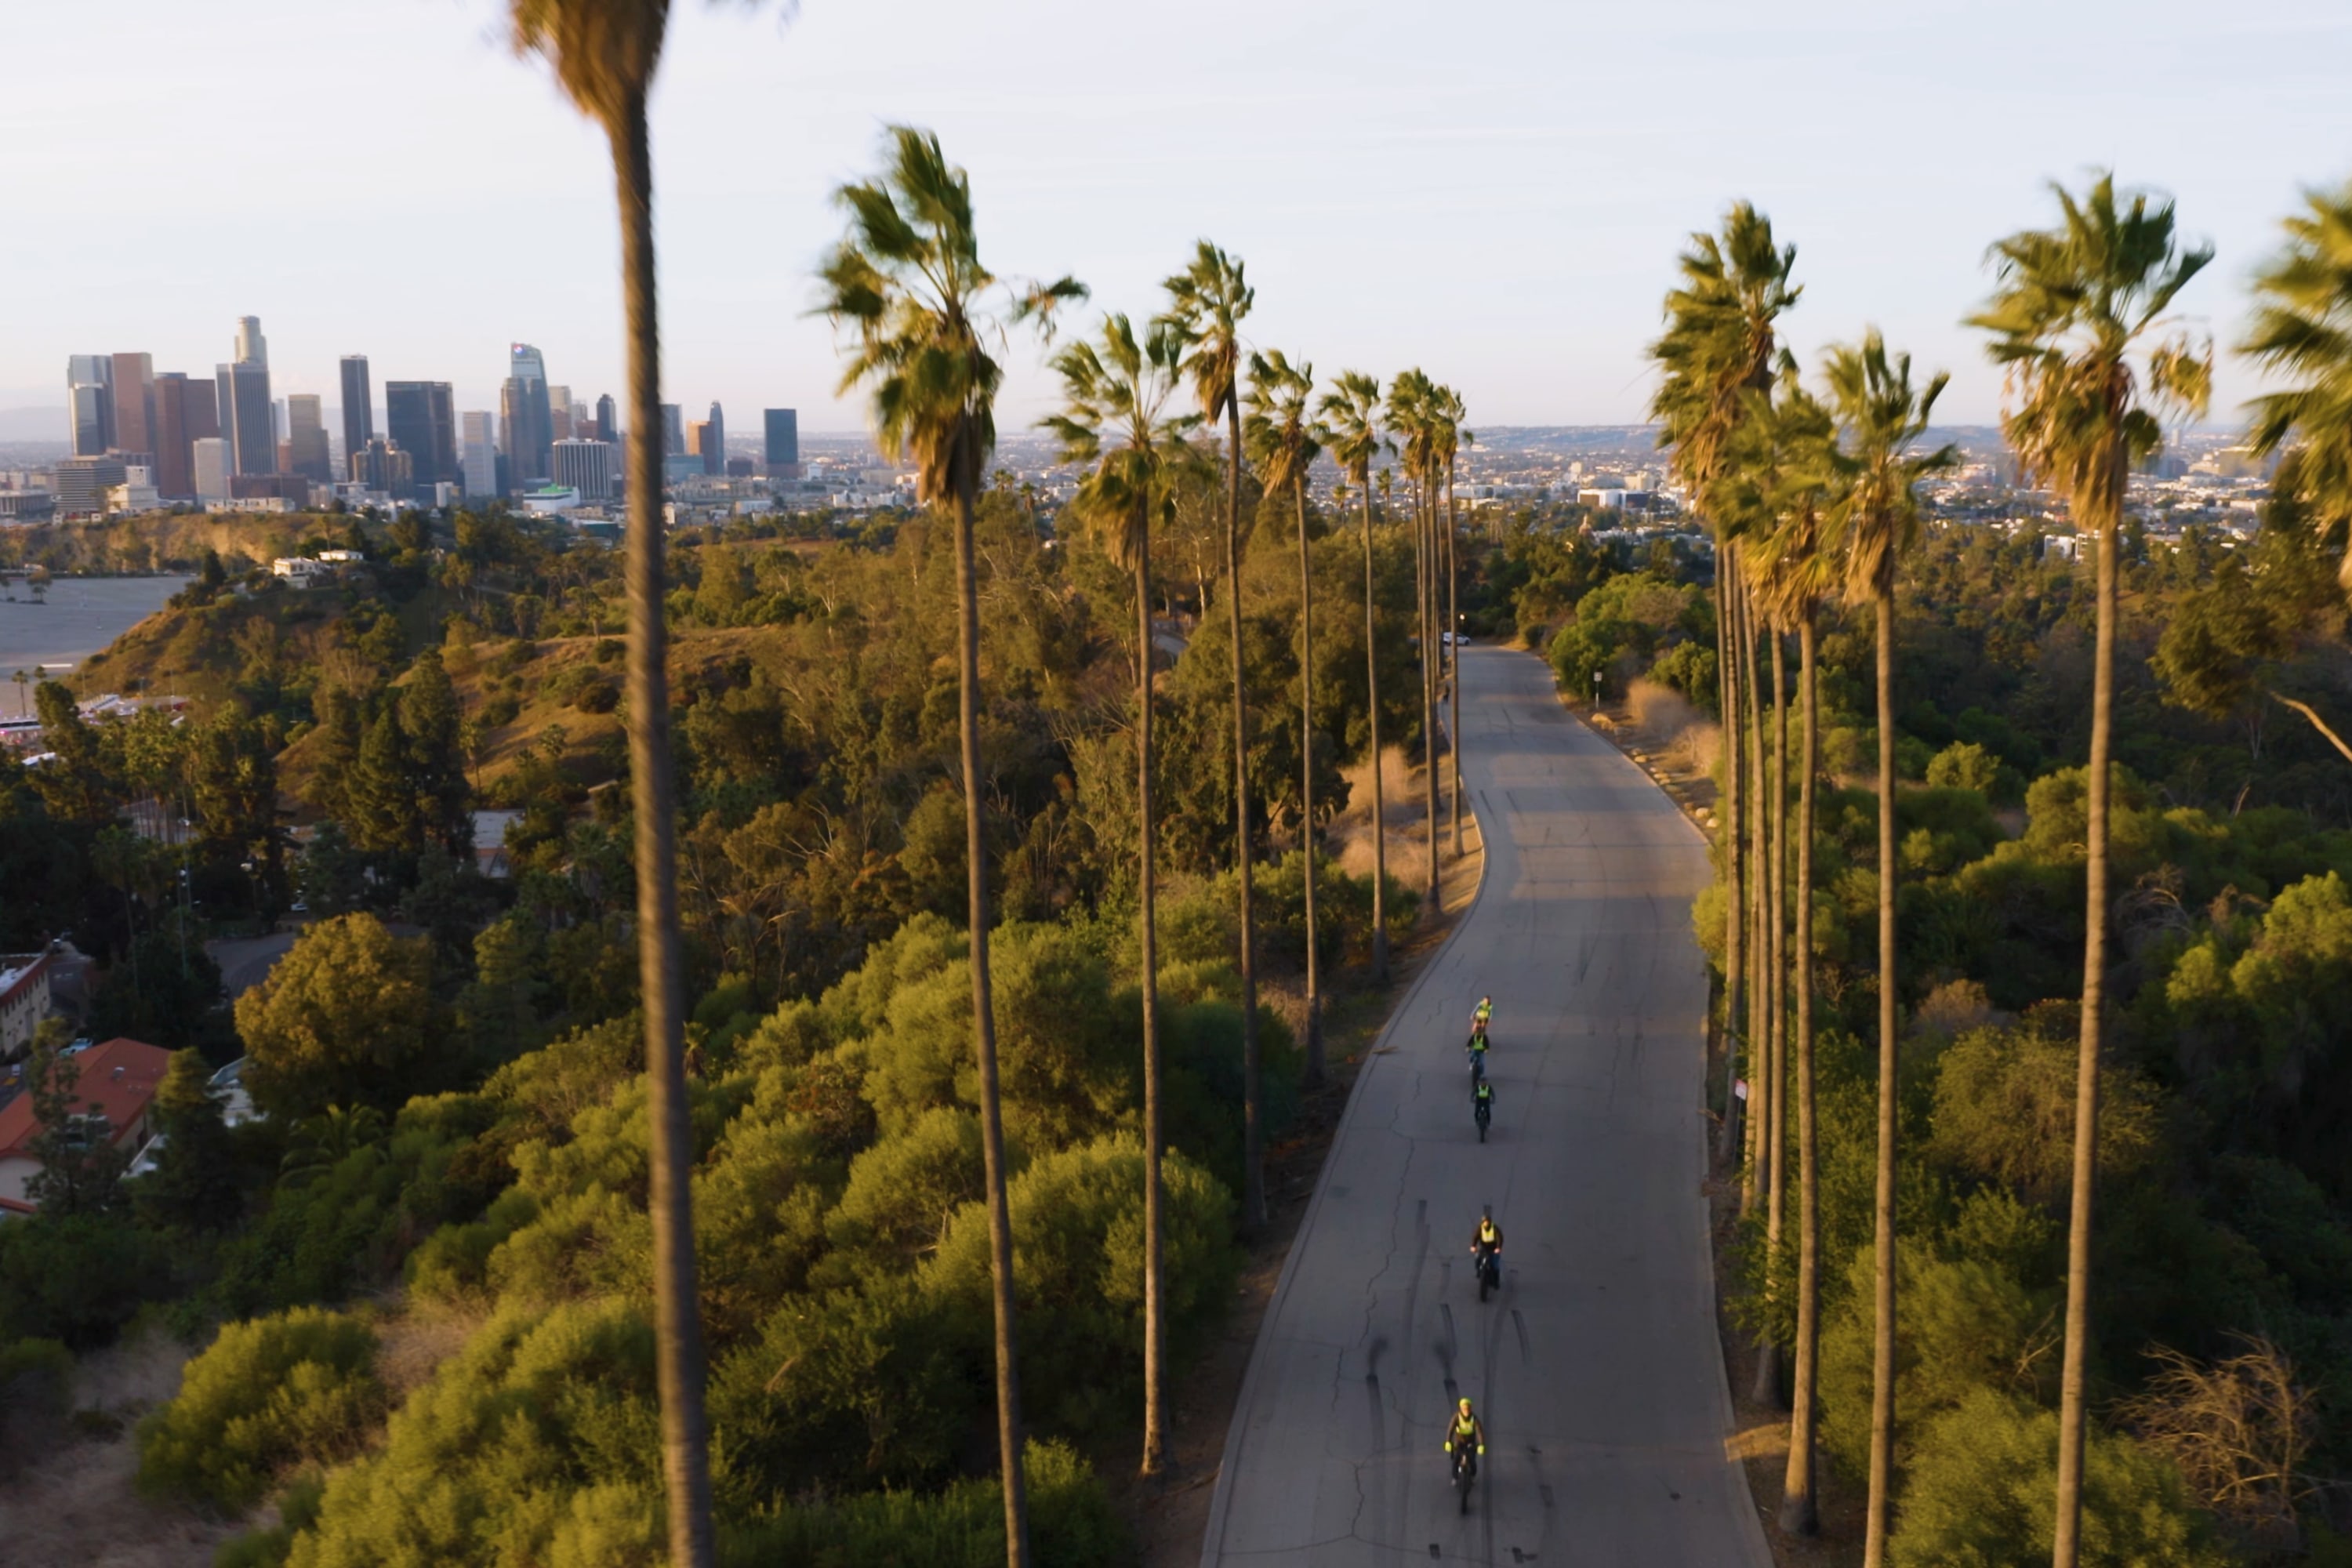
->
xmin=7 ymin=0 xmax=2352 ymax=437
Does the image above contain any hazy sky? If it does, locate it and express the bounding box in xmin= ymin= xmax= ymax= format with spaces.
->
xmin=7 ymin=0 xmax=2350 ymax=435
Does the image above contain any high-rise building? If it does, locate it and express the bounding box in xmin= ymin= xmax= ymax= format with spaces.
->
xmin=594 ymin=394 xmax=615 ymax=442
xmin=53 ymin=456 xmax=127 ymax=518
xmin=67 ymin=355 xmax=114 ymax=456
xmin=339 ymin=357 xmax=372 ymax=471
xmin=216 ymin=361 xmax=274 ymax=475
xmin=285 ymin=395 xmax=332 ymax=483
xmin=192 ymin=437 xmax=230 ymax=506
xmin=703 ymin=402 xmax=726 ymax=476
xmin=460 ymin=412 xmax=498 ymax=498
xmin=763 ymin=408 xmax=800 ymax=478
xmin=688 ymin=421 xmax=713 ymax=472
xmin=552 ymin=438 xmax=613 ymax=502
xmin=661 ymin=403 xmax=684 ymax=457
xmin=350 ymin=437 xmax=412 ymax=497
xmin=235 ymin=316 xmax=267 ymax=367
xmin=546 ymin=385 xmax=573 ymax=444
xmin=152 ymin=372 xmax=194 ymax=499
xmin=503 ymin=343 xmax=553 ymax=485
xmin=110 ymin=354 xmax=155 ymax=459
xmin=385 ymin=383 xmax=458 ymax=497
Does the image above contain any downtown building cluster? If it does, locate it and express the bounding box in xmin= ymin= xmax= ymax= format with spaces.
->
xmin=34 ymin=318 xmax=804 ymax=522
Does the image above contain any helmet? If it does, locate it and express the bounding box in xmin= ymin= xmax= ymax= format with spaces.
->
xmin=1458 ymin=1397 xmax=1473 ymax=1414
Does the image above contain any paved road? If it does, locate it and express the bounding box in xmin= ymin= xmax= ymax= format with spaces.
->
xmin=1200 ymin=646 xmax=1769 ymax=1567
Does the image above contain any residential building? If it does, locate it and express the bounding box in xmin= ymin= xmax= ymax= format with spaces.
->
xmin=0 ymin=953 xmax=50 ymax=1059
xmin=216 ymin=359 xmax=274 ymax=474
xmin=193 ymin=437 xmax=230 ymax=504
xmin=284 ymin=394 xmax=332 ymax=483
xmin=67 ymin=354 xmax=114 ymax=456
xmin=339 ymin=356 xmax=373 ymax=470
xmin=461 ymin=411 xmax=498 ymax=498
xmin=53 ymin=456 xmax=126 ymax=517
xmin=110 ymin=353 xmax=155 ymax=459
xmin=764 ymin=408 xmax=800 ymax=478
xmin=551 ymin=437 xmax=612 ymax=501
xmin=594 ymin=393 xmax=615 ymax=442
xmin=385 ymin=382 xmax=458 ymax=494
xmin=0 ymin=1037 xmax=174 ymax=1212
xmin=703 ymin=401 xmax=725 ymax=475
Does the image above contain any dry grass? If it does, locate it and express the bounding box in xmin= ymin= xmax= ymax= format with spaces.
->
xmin=1326 ymin=745 xmax=1449 ymax=891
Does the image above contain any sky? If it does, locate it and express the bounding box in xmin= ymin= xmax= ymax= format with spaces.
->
xmin=6 ymin=0 xmax=2351 ymax=438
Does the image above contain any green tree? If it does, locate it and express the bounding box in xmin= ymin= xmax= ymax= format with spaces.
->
xmin=234 ymin=913 xmax=434 ymax=1120
xmin=1316 ymin=371 xmax=1392 ymax=982
xmin=1160 ymin=241 xmax=1269 ymax=1234
xmin=1967 ymin=172 xmax=2212 ymax=1568
xmin=1821 ymin=327 xmax=1955 ymax=1564
xmin=818 ymin=123 xmax=1083 ymax=1566
xmin=21 ymin=1022 xmax=126 ymax=1218
xmin=140 ymin=1047 xmax=240 ymax=1231
xmin=401 ymin=648 xmax=472 ymax=858
xmin=345 ymin=702 xmax=419 ymax=858
xmin=1385 ymin=369 xmax=1444 ymax=913
xmin=1041 ymin=309 xmax=1196 ymax=1475
xmin=27 ymin=681 xmax=112 ymax=827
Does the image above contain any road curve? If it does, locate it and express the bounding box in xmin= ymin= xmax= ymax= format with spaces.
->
xmin=1199 ymin=645 xmax=1770 ymax=1567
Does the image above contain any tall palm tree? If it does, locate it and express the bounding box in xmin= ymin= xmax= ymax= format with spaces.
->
xmin=1649 ymin=201 xmax=1802 ymax=1192
xmin=1435 ymin=386 xmax=1471 ymax=858
xmin=1319 ymin=372 xmax=1392 ymax=982
xmin=1967 ymin=172 xmax=2210 ymax=1568
xmin=1041 ymin=311 xmax=1198 ymax=1477
xmin=1822 ymin=331 xmax=1955 ymax=1568
xmin=818 ymin=125 xmax=1086 ymax=1566
xmin=1160 ymin=241 xmax=1268 ymax=1232
xmin=2245 ymin=179 xmax=2352 ymax=603
xmin=1385 ymin=370 xmax=1443 ymax=909
xmin=506 ymin=4 xmax=713 ymax=1558
xmin=1744 ymin=374 xmax=1841 ymax=1537
xmin=1244 ymin=350 xmax=1328 ymax=1085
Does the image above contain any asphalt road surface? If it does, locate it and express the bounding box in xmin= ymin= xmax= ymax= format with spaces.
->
xmin=1200 ymin=646 xmax=1771 ymax=1567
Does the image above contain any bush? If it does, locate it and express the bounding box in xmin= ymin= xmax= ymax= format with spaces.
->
xmin=0 ymin=1214 xmax=167 ymax=1348
xmin=1890 ymin=1387 xmax=2223 ymax=1566
xmin=139 ymin=1308 xmax=383 ymax=1515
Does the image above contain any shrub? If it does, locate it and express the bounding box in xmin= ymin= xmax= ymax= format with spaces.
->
xmin=139 ymin=1308 xmax=383 ymax=1515
xmin=0 ymin=1214 xmax=167 ymax=1348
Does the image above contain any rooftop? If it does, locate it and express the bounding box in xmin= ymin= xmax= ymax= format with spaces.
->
xmin=0 ymin=1037 xmax=172 ymax=1160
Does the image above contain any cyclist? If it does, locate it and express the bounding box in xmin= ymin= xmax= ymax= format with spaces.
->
xmin=1472 ymin=1076 xmax=1494 ymax=1139
xmin=1471 ymin=1208 xmax=1502 ymax=1287
xmin=1472 ymin=995 xmax=1494 ymax=1034
xmin=1444 ymin=1396 xmax=1487 ymax=1476
xmin=1466 ymin=1026 xmax=1489 ymax=1080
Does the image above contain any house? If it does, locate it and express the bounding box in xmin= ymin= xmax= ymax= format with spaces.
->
xmin=271 ymin=556 xmax=331 ymax=586
xmin=0 ymin=953 xmax=50 ymax=1059
xmin=0 ymin=1037 xmax=173 ymax=1213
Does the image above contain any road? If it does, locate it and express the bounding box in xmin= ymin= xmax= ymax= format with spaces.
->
xmin=1200 ymin=645 xmax=1769 ymax=1567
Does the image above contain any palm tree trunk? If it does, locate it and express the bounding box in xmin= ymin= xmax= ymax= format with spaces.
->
xmin=1417 ymin=475 xmax=1439 ymax=909
xmin=1297 ymin=479 xmax=1323 ymax=1087
xmin=611 ymin=89 xmax=717 ymax=1568
xmin=1362 ymin=481 xmax=1388 ymax=984
xmin=1742 ymin=580 xmax=1769 ymax=1214
xmin=1135 ymin=541 xmax=1167 ymax=1478
xmin=955 ymin=460 xmax=1033 ymax=1565
xmin=1227 ymin=405 xmax=1265 ymax=1234
xmin=1779 ymin=612 xmax=1821 ymax=1537
xmin=2051 ymin=474 xmax=2120 ymax=1568
xmin=1446 ymin=458 xmax=1463 ymax=859
xmin=1752 ymin=624 xmax=1788 ymax=1408
xmin=1864 ymin=583 xmax=1899 ymax=1567
xmin=1718 ymin=546 xmax=1746 ymax=1171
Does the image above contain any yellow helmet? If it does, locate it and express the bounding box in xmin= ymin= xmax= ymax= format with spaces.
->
xmin=1458 ymin=1397 xmax=1473 ymax=1414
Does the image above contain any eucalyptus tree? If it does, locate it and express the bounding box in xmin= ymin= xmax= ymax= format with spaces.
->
xmin=1385 ymin=368 xmax=1443 ymax=909
xmin=1319 ymin=372 xmax=1392 ymax=982
xmin=819 ymin=125 xmax=1086 ymax=1564
xmin=1244 ymin=349 xmax=1328 ymax=1083
xmin=1160 ymin=241 xmax=1268 ymax=1231
xmin=1041 ymin=310 xmax=1199 ymax=1476
xmin=1822 ymin=331 xmax=1955 ymax=1568
xmin=1648 ymin=201 xmax=1801 ymax=1189
xmin=506 ymin=0 xmax=713 ymax=1555
xmin=1743 ymin=373 xmax=1842 ymax=1538
xmin=1967 ymin=172 xmax=2210 ymax=1568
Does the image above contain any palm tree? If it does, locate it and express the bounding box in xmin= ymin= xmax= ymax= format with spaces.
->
xmin=1966 ymin=172 xmax=2210 ymax=1568
xmin=1040 ymin=311 xmax=1197 ymax=1476
xmin=1648 ymin=201 xmax=1802 ymax=1192
xmin=2245 ymin=179 xmax=2352 ymax=603
xmin=506 ymin=3 xmax=714 ymax=1556
xmin=1160 ymin=241 xmax=1268 ymax=1232
xmin=1385 ymin=370 xmax=1443 ymax=909
xmin=1822 ymin=331 xmax=1955 ymax=1567
xmin=1244 ymin=350 xmax=1328 ymax=1085
xmin=1319 ymin=372 xmax=1392 ymax=982
xmin=1435 ymin=386 xmax=1471 ymax=858
xmin=1744 ymin=375 xmax=1841 ymax=1537
xmin=819 ymin=125 xmax=1085 ymax=1565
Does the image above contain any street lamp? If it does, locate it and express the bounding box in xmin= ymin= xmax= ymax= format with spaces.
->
xmin=1592 ymin=669 xmax=1603 ymax=708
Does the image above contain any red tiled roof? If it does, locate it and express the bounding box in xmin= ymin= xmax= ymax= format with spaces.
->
xmin=0 ymin=1037 xmax=173 ymax=1158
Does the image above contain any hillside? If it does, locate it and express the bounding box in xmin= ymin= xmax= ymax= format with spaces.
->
xmin=0 ymin=513 xmax=332 ymax=576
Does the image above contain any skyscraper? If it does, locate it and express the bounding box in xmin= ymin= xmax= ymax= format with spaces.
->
xmin=339 ymin=357 xmax=372 ymax=471
xmin=216 ymin=361 xmax=274 ymax=475
xmin=351 ymin=437 xmax=412 ymax=497
xmin=385 ymin=382 xmax=458 ymax=497
xmin=235 ymin=316 xmax=267 ymax=367
xmin=703 ymin=401 xmax=726 ymax=476
xmin=67 ymin=355 xmax=114 ymax=456
xmin=546 ymin=385 xmax=573 ymax=443
xmin=661 ymin=403 xmax=684 ymax=457
xmin=110 ymin=353 xmax=155 ymax=460
xmin=552 ymin=438 xmax=613 ymax=501
xmin=285 ymin=395 xmax=332 ymax=483
xmin=503 ymin=343 xmax=553 ymax=485
xmin=152 ymin=372 xmax=194 ymax=499
xmin=594 ymin=394 xmax=615 ymax=443
xmin=192 ymin=438 xmax=230 ymax=506
xmin=763 ymin=408 xmax=800 ymax=478
xmin=461 ymin=411 xmax=498 ymax=499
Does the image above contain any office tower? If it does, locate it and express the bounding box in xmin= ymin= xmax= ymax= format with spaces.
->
xmin=552 ymin=438 xmax=612 ymax=501
xmin=594 ymin=394 xmax=615 ymax=442
xmin=703 ymin=402 xmax=725 ymax=475
xmin=193 ymin=438 xmax=230 ymax=505
xmin=503 ymin=343 xmax=552 ymax=484
xmin=763 ymin=408 xmax=800 ymax=478
xmin=460 ymin=411 xmax=498 ymax=497
xmin=351 ymin=437 xmax=412 ymax=496
xmin=67 ymin=355 xmax=114 ymax=456
xmin=53 ymin=456 xmax=127 ymax=517
xmin=688 ymin=420 xmax=712 ymax=472
xmin=216 ymin=360 xmax=274 ymax=475
xmin=235 ymin=316 xmax=267 ymax=366
xmin=546 ymin=385 xmax=573 ymax=443
xmin=285 ymin=395 xmax=332 ymax=483
xmin=661 ymin=403 xmax=684 ymax=456
xmin=110 ymin=353 xmax=155 ymax=459
xmin=385 ymin=382 xmax=458 ymax=495
xmin=339 ymin=357 xmax=372 ymax=469
xmin=152 ymin=372 xmax=194 ymax=498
